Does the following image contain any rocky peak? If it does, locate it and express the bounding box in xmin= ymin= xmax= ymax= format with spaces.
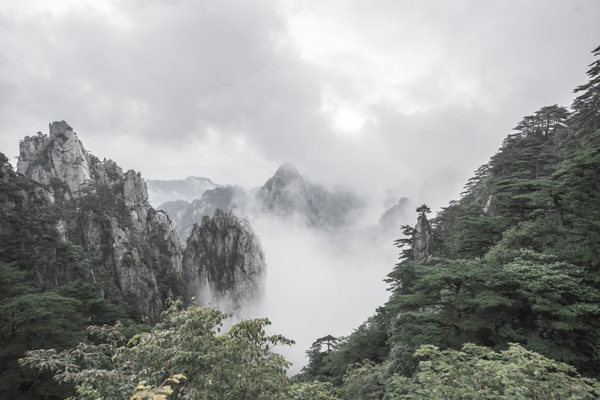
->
xmin=18 ymin=121 xmax=93 ymax=202
xmin=182 ymin=208 xmax=266 ymax=314
xmin=256 ymin=162 xmax=319 ymax=225
xmin=160 ymin=185 xmax=250 ymax=244
xmin=412 ymin=213 xmax=433 ymax=260
xmin=16 ymin=121 xmax=184 ymax=321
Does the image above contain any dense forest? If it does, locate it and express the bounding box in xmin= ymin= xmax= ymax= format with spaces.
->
xmin=1 ymin=44 xmax=600 ymax=399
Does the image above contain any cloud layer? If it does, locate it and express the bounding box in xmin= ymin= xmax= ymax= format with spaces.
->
xmin=1 ymin=0 xmax=599 ymax=205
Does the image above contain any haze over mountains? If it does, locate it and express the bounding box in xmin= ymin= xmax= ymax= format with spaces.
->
xmin=14 ymin=121 xmax=267 ymax=318
xmin=4 ymin=120 xmax=418 ymax=379
xmin=149 ymin=160 xmax=411 ymax=248
xmin=146 ymin=177 xmax=220 ymax=205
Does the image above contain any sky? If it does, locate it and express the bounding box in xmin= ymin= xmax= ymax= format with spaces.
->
xmin=1 ymin=0 xmax=599 ymax=207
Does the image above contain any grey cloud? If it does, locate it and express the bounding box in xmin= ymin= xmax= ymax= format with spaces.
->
xmin=1 ymin=0 xmax=599 ymax=205
xmin=0 ymin=0 xmax=330 ymax=160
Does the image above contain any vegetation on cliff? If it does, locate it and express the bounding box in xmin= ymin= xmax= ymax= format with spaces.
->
xmin=0 ymin=150 xmax=184 ymax=399
xmin=295 ymin=44 xmax=600 ymax=399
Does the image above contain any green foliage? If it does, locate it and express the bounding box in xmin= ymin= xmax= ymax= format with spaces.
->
xmin=294 ymin=335 xmax=340 ymax=384
xmin=20 ymin=300 xmax=340 ymax=399
xmin=395 ymin=343 xmax=600 ymax=399
xmin=71 ymin=181 xmax=133 ymax=230
xmin=288 ymin=382 xmax=340 ymax=400
xmin=416 ymin=204 xmax=431 ymax=215
xmin=393 ymin=225 xmax=414 ymax=261
xmin=378 ymin=48 xmax=600 ymax=382
xmin=571 ymin=45 xmax=600 ymax=135
xmin=341 ymin=360 xmax=384 ymax=400
xmin=383 ymin=250 xmax=600 ymax=376
xmin=130 ymin=373 xmax=187 ymax=400
xmin=294 ymin=318 xmax=389 ymax=388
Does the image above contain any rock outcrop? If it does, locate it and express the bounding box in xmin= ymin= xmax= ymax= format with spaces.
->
xmin=182 ymin=209 xmax=266 ymax=314
xmin=255 ymin=162 xmax=319 ymax=226
xmin=18 ymin=122 xmax=95 ymax=203
xmin=16 ymin=121 xmax=184 ymax=320
xmin=160 ymin=186 xmax=250 ymax=244
xmin=412 ymin=213 xmax=433 ymax=260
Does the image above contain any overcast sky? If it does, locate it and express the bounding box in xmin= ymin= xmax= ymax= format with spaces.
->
xmin=1 ymin=0 xmax=599 ymax=206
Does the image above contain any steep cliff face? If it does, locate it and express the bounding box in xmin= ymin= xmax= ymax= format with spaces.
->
xmin=256 ymin=162 xmax=319 ymax=226
xmin=16 ymin=121 xmax=185 ymax=321
xmin=18 ymin=121 xmax=95 ymax=203
xmin=412 ymin=213 xmax=433 ymax=260
xmin=160 ymin=186 xmax=250 ymax=244
xmin=182 ymin=209 xmax=266 ymax=314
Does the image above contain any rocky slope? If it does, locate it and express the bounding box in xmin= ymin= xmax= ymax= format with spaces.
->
xmin=160 ymin=186 xmax=249 ymax=244
xmin=17 ymin=121 xmax=184 ymax=320
xmin=182 ymin=208 xmax=266 ymax=313
xmin=412 ymin=212 xmax=433 ymax=260
xmin=255 ymin=162 xmax=319 ymax=226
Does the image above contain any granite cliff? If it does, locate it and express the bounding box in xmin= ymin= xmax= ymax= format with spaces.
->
xmin=15 ymin=121 xmax=267 ymax=320
xmin=17 ymin=121 xmax=184 ymax=320
xmin=182 ymin=208 xmax=266 ymax=314
xmin=412 ymin=212 xmax=433 ymax=260
xmin=160 ymin=185 xmax=249 ymax=245
xmin=255 ymin=162 xmax=319 ymax=226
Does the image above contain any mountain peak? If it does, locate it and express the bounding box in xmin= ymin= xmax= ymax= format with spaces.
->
xmin=256 ymin=162 xmax=319 ymax=225
xmin=49 ymin=120 xmax=74 ymax=137
xmin=276 ymin=162 xmax=300 ymax=174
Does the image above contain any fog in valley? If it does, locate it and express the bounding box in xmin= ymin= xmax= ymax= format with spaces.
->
xmin=256 ymin=217 xmax=399 ymax=375
xmin=2 ymin=0 xmax=600 ymax=380
xmin=146 ymin=175 xmax=414 ymax=374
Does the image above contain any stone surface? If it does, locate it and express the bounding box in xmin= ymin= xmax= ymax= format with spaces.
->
xmin=18 ymin=121 xmax=92 ymax=202
xmin=109 ymin=216 xmax=162 ymax=318
xmin=255 ymin=162 xmax=319 ymax=226
xmin=412 ymin=213 xmax=434 ymax=260
xmin=16 ymin=121 xmax=184 ymax=321
xmin=160 ymin=185 xmax=250 ymax=244
xmin=182 ymin=208 xmax=266 ymax=314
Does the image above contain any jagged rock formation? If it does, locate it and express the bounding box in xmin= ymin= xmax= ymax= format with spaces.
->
xmin=146 ymin=176 xmax=219 ymax=206
xmin=182 ymin=209 xmax=266 ymax=313
xmin=16 ymin=121 xmax=184 ymax=320
xmin=160 ymin=186 xmax=249 ymax=244
xmin=18 ymin=122 xmax=95 ymax=203
xmin=305 ymin=182 xmax=366 ymax=229
xmin=256 ymin=162 xmax=319 ymax=226
xmin=412 ymin=213 xmax=433 ymax=260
